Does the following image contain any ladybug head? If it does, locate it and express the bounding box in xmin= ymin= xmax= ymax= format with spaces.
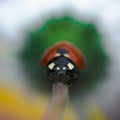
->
xmin=45 ymin=49 xmax=79 ymax=83
xmin=40 ymin=42 xmax=86 ymax=84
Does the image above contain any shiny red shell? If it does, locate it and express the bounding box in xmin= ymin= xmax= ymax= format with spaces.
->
xmin=40 ymin=41 xmax=86 ymax=69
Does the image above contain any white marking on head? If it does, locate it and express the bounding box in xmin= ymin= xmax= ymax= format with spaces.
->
xmin=64 ymin=54 xmax=69 ymax=58
xmin=67 ymin=63 xmax=74 ymax=70
xmin=48 ymin=62 xmax=55 ymax=69
xmin=54 ymin=53 xmax=61 ymax=57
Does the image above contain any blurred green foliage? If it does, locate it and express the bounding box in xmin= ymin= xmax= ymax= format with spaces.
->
xmin=20 ymin=15 xmax=108 ymax=96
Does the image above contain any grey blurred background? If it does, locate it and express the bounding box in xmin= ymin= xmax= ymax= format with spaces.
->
xmin=0 ymin=0 xmax=120 ymax=119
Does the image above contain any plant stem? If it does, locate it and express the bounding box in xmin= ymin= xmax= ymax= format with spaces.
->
xmin=43 ymin=82 xmax=69 ymax=120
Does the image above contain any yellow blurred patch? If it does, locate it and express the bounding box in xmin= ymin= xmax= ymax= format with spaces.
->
xmin=0 ymin=83 xmax=77 ymax=120
xmin=84 ymin=99 xmax=109 ymax=120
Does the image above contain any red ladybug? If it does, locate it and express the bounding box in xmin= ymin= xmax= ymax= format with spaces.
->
xmin=40 ymin=41 xmax=86 ymax=83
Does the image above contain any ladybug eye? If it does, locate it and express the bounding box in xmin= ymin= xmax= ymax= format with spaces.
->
xmin=63 ymin=67 xmax=66 ymax=70
xmin=67 ymin=63 xmax=74 ymax=70
xmin=48 ymin=62 xmax=55 ymax=70
xmin=56 ymin=67 xmax=60 ymax=71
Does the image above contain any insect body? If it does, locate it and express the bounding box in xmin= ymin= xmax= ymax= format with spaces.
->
xmin=40 ymin=41 xmax=86 ymax=83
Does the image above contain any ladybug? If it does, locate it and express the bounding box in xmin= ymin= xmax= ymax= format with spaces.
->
xmin=40 ymin=41 xmax=86 ymax=83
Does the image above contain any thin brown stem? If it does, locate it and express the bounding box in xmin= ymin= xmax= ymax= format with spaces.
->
xmin=42 ymin=82 xmax=69 ymax=120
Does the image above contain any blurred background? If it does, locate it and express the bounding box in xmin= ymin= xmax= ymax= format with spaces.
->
xmin=0 ymin=0 xmax=120 ymax=120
